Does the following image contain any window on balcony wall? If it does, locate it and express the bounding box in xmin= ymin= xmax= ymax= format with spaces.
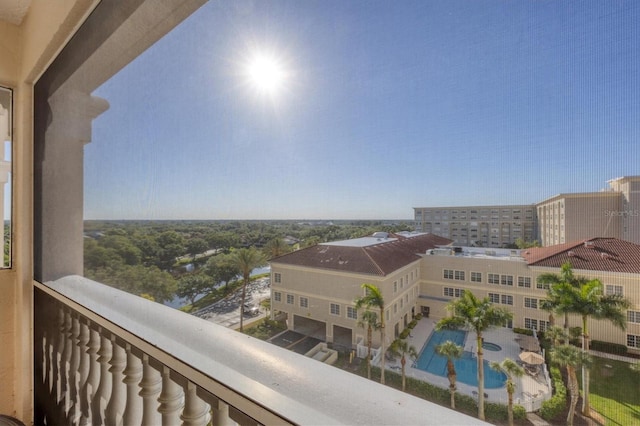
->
xmin=0 ymin=87 xmax=10 ymax=268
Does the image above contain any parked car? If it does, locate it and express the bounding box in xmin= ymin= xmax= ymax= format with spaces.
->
xmin=242 ymin=303 xmax=260 ymax=317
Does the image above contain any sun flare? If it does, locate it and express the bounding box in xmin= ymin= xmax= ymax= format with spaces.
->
xmin=246 ymin=53 xmax=286 ymax=95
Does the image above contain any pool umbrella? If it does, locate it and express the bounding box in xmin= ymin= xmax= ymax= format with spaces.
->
xmin=519 ymin=351 xmax=544 ymax=365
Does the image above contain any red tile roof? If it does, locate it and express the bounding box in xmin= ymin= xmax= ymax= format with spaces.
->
xmin=522 ymin=238 xmax=640 ymax=273
xmin=270 ymin=233 xmax=453 ymax=276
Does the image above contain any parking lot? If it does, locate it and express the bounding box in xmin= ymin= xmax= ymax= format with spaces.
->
xmin=193 ymin=277 xmax=271 ymax=329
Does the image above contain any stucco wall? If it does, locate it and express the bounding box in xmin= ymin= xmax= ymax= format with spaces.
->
xmin=0 ymin=0 xmax=99 ymax=420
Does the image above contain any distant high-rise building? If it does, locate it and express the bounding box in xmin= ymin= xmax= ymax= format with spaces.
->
xmin=413 ymin=204 xmax=537 ymax=248
xmin=536 ymin=176 xmax=640 ymax=246
xmin=415 ymin=176 xmax=640 ymax=246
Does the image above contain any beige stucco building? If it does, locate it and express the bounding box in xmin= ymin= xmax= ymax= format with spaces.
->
xmin=413 ymin=204 xmax=537 ymax=248
xmin=415 ymin=176 xmax=640 ymax=247
xmin=272 ymin=234 xmax=640 ymax=355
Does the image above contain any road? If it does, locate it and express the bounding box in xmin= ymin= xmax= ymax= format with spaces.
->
xmin=192 ymin=277 xmax=271 ymax=329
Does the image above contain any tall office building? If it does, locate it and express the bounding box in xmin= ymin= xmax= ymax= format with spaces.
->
xmin=413 ymin=205 xmax=537 ymax=247
xmin=415 ymin=176 xmax=640 ymax=247
xmin=537 ymin=176 xmax=640 ymax=246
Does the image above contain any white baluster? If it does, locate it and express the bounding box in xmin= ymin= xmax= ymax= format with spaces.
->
xmin=139 ymin=355 xmax=161 ymax=426
xmin=210 ymin=398 xmax=234 ymax=426
xmin=68 ymin=313 xmax=82 ymax=424
xmin=53 ymin=305 xmax=66 ymax=405
xmin=105 ymin=336 xmax=126 ymax=426
xmin=80 ymin=326 xmax=100 ymax=425
xmin=92 ymin=329 xmax=113 ymax=425
xmin=122 ymin=344 xmax=143 ymax=426
xmin=61 ymin=308 xmax=73 ymax=415
xmin=158 ymin=367 xmax=184 ymax=425
xmin=181 ymin=381 xmax=210 ymax=426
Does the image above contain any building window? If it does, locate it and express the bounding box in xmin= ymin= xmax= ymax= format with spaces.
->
xmin=501 ymin=275 xmax=513 ymax=286
xmin=400 ymin=299 xmax=404 ymax=308
xmin=627 ymin=334 xmax=640 ymax=348
xmin=394 ymin=303 xmax=398 ymax=314
xmin=394 ymin=281 xmax=398 ymax=293
xmin=454 ymin=270 xmax=465 ymax=281
xmin=538 ymin=320 xmax=550 ymax=332
xmin=286 ymin=294 xmax=294 ymax=305
xmin=274 ymin=292 xmax=282 ymax=302
xmin=606 ymin=285 xmax=624 ymax=296
xmin=524 ymin=297 xmax=538 ymax=309
xmin=300 ymin=297 xmax=308 ymax=308
xmin=443 ymin=269 xmax=454 ymax=279
xmin=524 ymin=318 xmax=538 ymax=330
xmin=274 ymin=272 xmax=282 ymax=283
xmin=444 ymin=287 xmax=464 ymax=298
xmin=536 ymin=280 xmax=550 ymax=290
xmin=518 ymin=276 xmax=531 ymax=288
xmin=501 ymin=295 xmax=513 ymax=305
xmin=330 ymin=303 xmax=340 ymax=316
xmin=628 ymin=311 xmax=640 ymax=323
xmin=488 ymin=273 xmax=500 ymax=284
xmin=471 ymin=272 xmax=482 ymax=283
xmin=347 ymin=306 xmax=357 ymax=320
xmin=488 ymin=293 xmax=500 ymax=303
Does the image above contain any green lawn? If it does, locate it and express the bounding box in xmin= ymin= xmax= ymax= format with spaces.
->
xmin=588 ymin=356 xmax=640 ymax=425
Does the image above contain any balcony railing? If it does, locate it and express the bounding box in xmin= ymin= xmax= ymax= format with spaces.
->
xmin=34 ymin=275 xmax=485 ymax=425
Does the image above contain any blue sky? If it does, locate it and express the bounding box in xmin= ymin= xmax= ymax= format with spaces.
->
xmin=85 ymin=0 xmax=640 ymax=220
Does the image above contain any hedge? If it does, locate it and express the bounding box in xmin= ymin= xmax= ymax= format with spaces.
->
xmin=590 ymin=340 xmax=628 ymax=355
xmin=513 ymin=327 xmax=534 ymax=336
xmin=539 ymin=366 xmax=566 ymax=421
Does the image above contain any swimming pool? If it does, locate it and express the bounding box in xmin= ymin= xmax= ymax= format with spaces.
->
xmin=414 ymin=329 xmax=507 ymax=389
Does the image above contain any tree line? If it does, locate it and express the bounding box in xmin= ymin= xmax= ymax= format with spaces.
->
xmin=83 ymin=220 xmax=413 ymax=305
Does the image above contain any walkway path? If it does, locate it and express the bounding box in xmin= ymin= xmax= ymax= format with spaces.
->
xmin=589 ymin=349 xmax=639 ymax=363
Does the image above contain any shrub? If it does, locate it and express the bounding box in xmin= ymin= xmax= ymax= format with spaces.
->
xmin=591 ymin=340 xmax=628 ymax=355
xmin=399 ymin=329 xmax=410 ymax=339
xmin=484 ymin=401 xmax=527 ymax=421
xmin=513 ymin=327 xmax=534 ymax=336
xmin=408 ymin=319 xmax=418 ymax=329
xmin=539 ymin=366 xmax=566 ymax=421
xmin=415 ymin=312 xmax=423 ymax=320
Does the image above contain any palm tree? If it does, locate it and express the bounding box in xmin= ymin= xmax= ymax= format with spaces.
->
xmin=354 ymin=284 xmax=386 ymax=384
xmin=550 ymin=344 xmax=591 ymax=426
xmin=538 ymin=262 xmax=587 ymax=329
xmin=264 ymin=237 xmax=290 ymax=259
xmin=388 ymin=338 xmax=418 ymax=392
xmin=231 ymin=247 xmax=265 ymax=332
xmin=436 ymin=291 xmax=512 ymax=420
xmin=489 ymin=358 xmax=524 ymax=426
xmin=562 ymin=278 xmax=631 ymax=416
xmin=435 ymin=340 xmax=463 ymax=409
xmin=544 ymin=325 xmax=568 ymax=347
xmin=357 ymin=309 xmax=379 ymax=380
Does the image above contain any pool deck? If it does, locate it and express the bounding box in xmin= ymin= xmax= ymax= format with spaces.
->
xmin=386 ymin=318 xmax=551 ymax=408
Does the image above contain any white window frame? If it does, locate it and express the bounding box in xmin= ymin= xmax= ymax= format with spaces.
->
xmin=518 ymin=276 xmax=531 ymax=288
xmin=300 ymin=296 xmax=308 ymax=308
xmin=274 ymin=292 xmax=282 ymax=302
xmin=330 ymin=303 xmax=340 ymax=316
xmin=347 ymin=306 xmax=357 ymax=320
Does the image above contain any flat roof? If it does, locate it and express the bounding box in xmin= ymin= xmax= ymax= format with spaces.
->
xmin=427 ymin=246 xmax=525 ymax=261
xmin=321 ymin=231 xmax=427 ymax=248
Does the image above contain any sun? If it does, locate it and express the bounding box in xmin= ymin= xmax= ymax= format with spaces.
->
xmin=246 ymin=53 xmax=286 ymax=95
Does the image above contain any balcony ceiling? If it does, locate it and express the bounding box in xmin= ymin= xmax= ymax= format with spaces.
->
xmin=0 ymin=0 xmax=30 ymax=25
